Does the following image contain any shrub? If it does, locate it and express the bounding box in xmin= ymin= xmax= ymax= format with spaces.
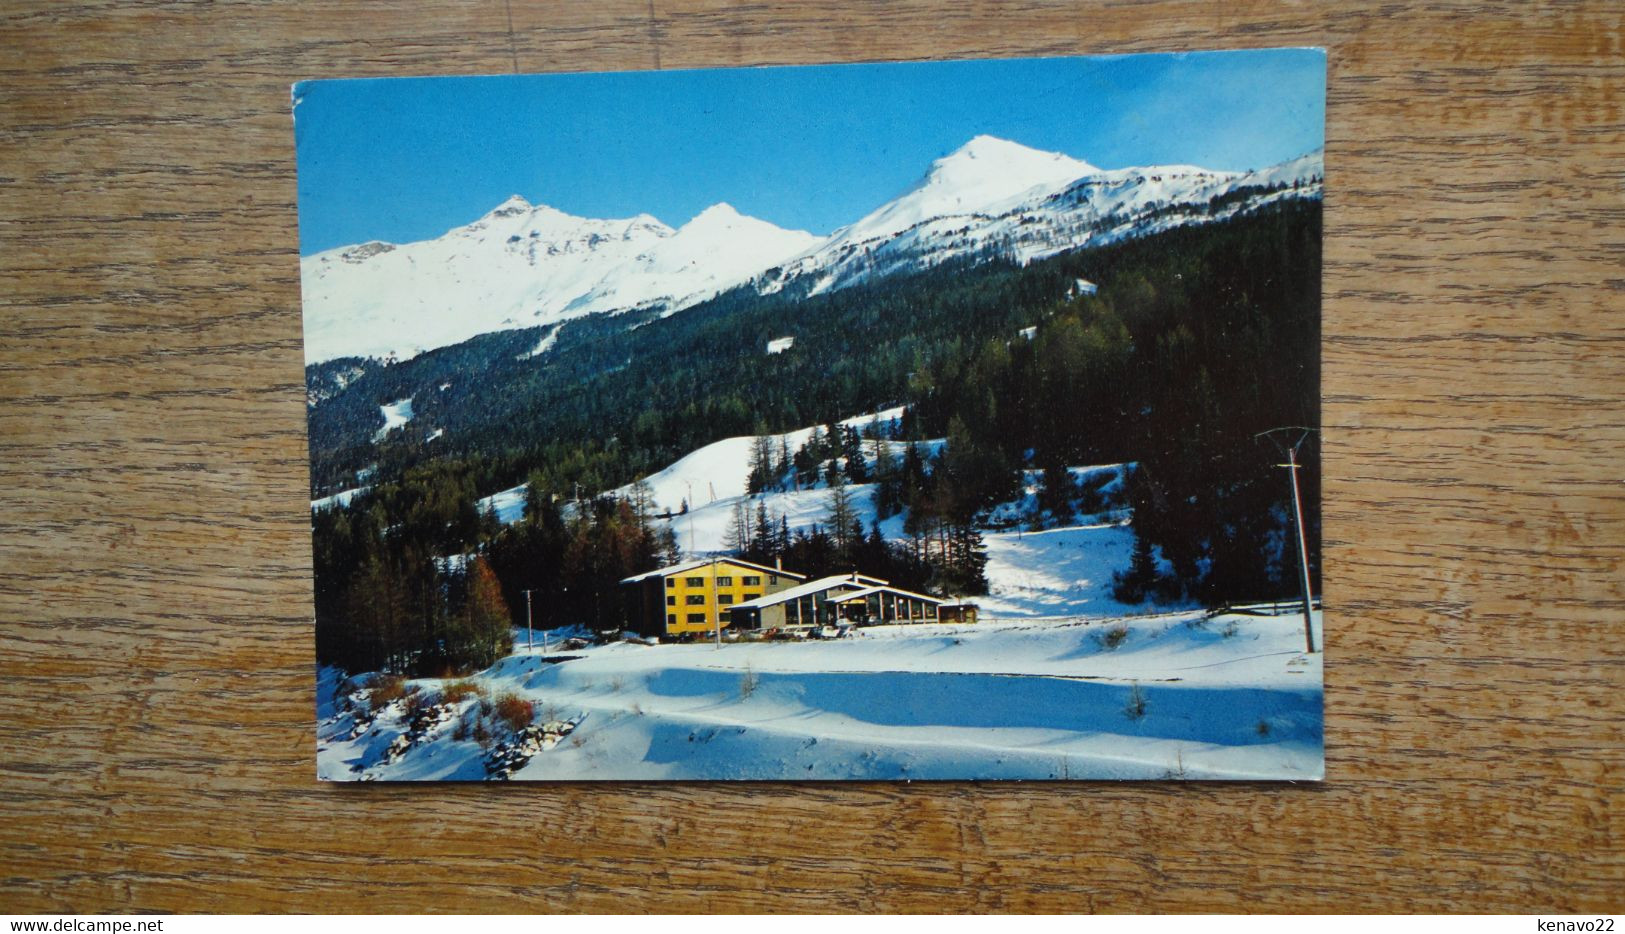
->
xmin=402 ymin=691 xmax=429 ymax=717
xmin=441 ymin=680 xmax=480 ymax=704
xmin=1101 ymin=625 xmax=1129 ymax=650
xmin=1256 ymin=719 xmax=1271 ymax=737
xmin=366 ymin=674 xmax=407 ymax=709
xmin=1124 ymin=683 xmax=1147 ymax=721
xmin=739 ymin=667 xmax=759 ymax=700
xmin=493 ymin=692 xmax=534 ymax=732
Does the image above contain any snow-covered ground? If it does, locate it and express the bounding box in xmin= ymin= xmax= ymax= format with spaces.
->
xmin=311 ymin=486 xmax=368 ymax=512
xmin=317 ymin=409 xmax=1319 ymax=783
xmin=372 ymin=397 xmax=415 ymax=442
xmin=470 ymin=411 xmax=1161 ymax=620
xmin=317 ymin=609 xmax=1323 ymax=781
xmin=478 ymin=485 xmax=528 ymax=525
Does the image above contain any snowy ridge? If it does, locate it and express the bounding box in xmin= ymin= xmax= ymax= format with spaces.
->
xmin=827 ymin=136 xmax=1096 ymax=250
xmin=303 ymin=138 xmax=1320 ymax=365
xmin=301 ymin=198 xmax=816 ymax=364
xmin=765 ymin=143 xmax=1323 ymax=294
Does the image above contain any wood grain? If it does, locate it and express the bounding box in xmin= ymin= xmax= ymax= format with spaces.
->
xmin=1 ymin=0 xmax=1620 ymax=914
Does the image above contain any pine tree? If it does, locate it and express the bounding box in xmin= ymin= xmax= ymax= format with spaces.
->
xmin=792 ymin=435 xmax=818 ymax=490
xmin=627 ymin=478 xmax=656 ymax=520
xmin=824 ymin=477 xmax=857 ymax=556
xmin=750 ymin=501 xmax=774 ymax=563
xmin=775 ymin=515 xmax=792 ymax=557
xmin=841 ymin=425 xmax=868 ymax=483
xmin=1113 ymin=526 xmax=1159 ymax=605
xmin=746 ymin=436 xmax=774 ymax=495
xmin=872 ymin=434 xmax=901 ymax=517
xmin=1035 ymin=448 xmax=1077 ymax=528
xmin=776 ymin=437 xmax=793 ymax=492
xmin=724 ymin=499 xmax=751 ymax=555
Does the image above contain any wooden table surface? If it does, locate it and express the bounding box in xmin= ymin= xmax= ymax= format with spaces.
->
xmin=1 ymin=0 xmax=1620 ymax=915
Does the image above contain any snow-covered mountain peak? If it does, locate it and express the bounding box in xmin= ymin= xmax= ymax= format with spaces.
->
xmin=627 ymin=212 xmax=669 ymax=231
xmin=302 ymin=142 xmax=1321 ymax=365
xmin=487 ymin=193 xmax=533 ymax=217
xmin=688 ymin=201 xmax=743 ymax=224
xmin=929 ymin=134 xmax=1097 ymax=184
xmin=822 ymin=136 xmax=1096 ymax=250
xmin=676 ymin=202 xmax=814 ymax=245
xmin=565 ymin=204 xmax=820 ymax=315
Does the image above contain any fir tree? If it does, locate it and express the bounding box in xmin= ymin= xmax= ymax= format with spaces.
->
xmin=841 ymin=425 xmax=868 ymax=483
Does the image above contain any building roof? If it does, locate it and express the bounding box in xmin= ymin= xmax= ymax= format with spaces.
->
xmin=730 ymin=573 xmax=889 ymax=610
xmin=826 ymin=584 xmax=945 ymax=606
xmin=619 ymin=556 xmax=806 ymax=585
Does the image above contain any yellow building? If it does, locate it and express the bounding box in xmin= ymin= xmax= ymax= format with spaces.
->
xmin=620 ymin=558 xmax=806 ymax=640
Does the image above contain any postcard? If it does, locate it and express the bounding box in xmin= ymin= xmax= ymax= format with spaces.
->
xmin=297 ymin=49 xmax=1326 ymax=781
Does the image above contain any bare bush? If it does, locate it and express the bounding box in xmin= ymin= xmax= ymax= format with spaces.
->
xmin=493 ymin=692 xmax=534 ymax=732
xmin=441 ymin=680 xmax=480 ymax=704
xmin=366 ymin=674 xmax=407 ymax=709
xmin=1124 ymin=682 xmax=1147 ymax=721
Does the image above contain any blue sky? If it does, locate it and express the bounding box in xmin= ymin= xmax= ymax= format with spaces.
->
xmin=293 ymin=49 xmax=1324 ymax=255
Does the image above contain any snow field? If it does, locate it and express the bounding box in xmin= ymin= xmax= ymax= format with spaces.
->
xmin=372 ymin=397 xmax=415 ymax=442
xmin=317 ymin=609 xmax=1322 ymax=781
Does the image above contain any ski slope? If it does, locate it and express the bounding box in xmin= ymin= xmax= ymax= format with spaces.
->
xmin=470 ymin=409 xmax=1154 ymax=620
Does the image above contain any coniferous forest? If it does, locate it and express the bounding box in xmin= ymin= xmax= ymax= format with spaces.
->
xmin=310 ymin=198 xmax=1320 ymax=674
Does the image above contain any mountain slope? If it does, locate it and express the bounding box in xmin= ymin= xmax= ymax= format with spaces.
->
xmin=301 ymin=137 xmax=1322 ymax=367
xmin=299 ymin=198 xmax=817 ymax=364
xmin=762 ymin=140 xmax=1322 ymax=296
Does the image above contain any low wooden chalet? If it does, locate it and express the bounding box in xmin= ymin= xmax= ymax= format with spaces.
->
xmin=726 ymin=573 xmax=947 ymax=631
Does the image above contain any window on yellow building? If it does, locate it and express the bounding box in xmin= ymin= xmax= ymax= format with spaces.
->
xmin=716 ymin=576 xmax=733 ymax=586
xmin=718 ymin=594 xmax=734 ymax=605
xmin=666 ymin=596 xmax=676 ymax=606
xmin=744 ymin=593 xmax=761 ymax=602
xmin=685 ymin=576 xmax=704 ymax=587
xmin=667 ymin=613 xmax=677 ymax=625
xmin=743 ymin=575 xmax=761 ymax=586
xmin=686 ymin=612 xmax=706 ymax=624
xmin=665 ymin=577 xmax=675 ymax=588
xmin=685 ymin=594 xmax=704 ymax=605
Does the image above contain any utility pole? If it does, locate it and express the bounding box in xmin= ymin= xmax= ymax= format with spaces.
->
xmin=1257 ymin=427 xmax=1318 ymax=653
xmin=684 ymin=480 xmax=696 ymax=555
xmin=711 ymin=557 xmax=722 ymax=649
xmin=522 ymin=589 xmax=535 ymax=654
